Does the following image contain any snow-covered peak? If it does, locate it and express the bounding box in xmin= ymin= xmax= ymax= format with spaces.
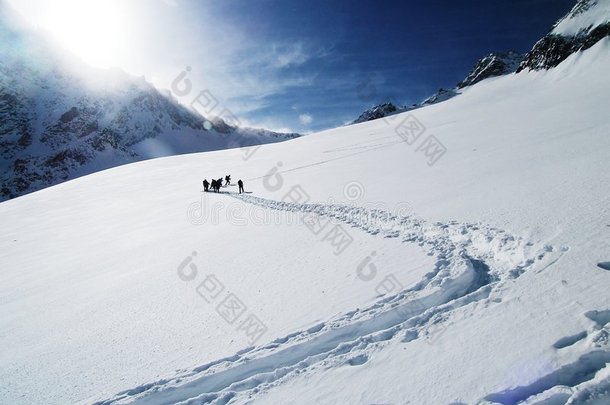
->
xmin=519 ymin=0 xmax=610 ymax=71
xmin=419 ymin=88 xmax=458 ymax=106
xmin=350 ymin=50 xmax=523 ymax=125
xmin=457 ymin=51 xmax=524 ymax=89
xmin=350 ymin=48 xmax=527 ymax=125
xmin=351 ymin=102 xmax=398 ymax=124
xmin=552 ymin=0 xmax=610 ymax=36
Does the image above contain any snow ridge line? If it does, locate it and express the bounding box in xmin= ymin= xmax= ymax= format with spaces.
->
xmin=97 ymin=193 xmax=556 ymax=405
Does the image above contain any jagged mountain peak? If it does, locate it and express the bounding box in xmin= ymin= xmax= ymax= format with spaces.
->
xmin=420 ymin=88 xmax=458 ymax=106
xmin=457 ymin=51 xmax=524 ymax=89
xmin=351 ymin=102 xmax=398 ymax=124
xmin=552 ymin=0 xmax=610 ymax=35
xmin=349 ymin=0 xmax=610 ymax=125
xmin=350 ymin=49 xmax=521 ymax=125
xmin=518 ymin=0 xmax=610 ymax=72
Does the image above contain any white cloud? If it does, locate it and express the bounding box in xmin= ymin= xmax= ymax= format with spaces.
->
xmin=274 ymin=43 xmax=309 ymax=68
xmin=299 ymin=113 xmax=313 ymax=125
xmin=238 ymin=117 xmax=295 ymax=134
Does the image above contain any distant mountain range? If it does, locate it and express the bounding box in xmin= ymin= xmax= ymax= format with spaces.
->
xmin=0 ymin=3 xmax=299 ymax=201
xmin=350 ymin=51 xmax=524 ymax=125
xmin=351 ymin=0 xmax=610 ymax=125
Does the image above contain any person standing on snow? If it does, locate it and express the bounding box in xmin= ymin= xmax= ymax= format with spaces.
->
xmin=203 ymin=179 xmax=209 ymax=192
xmin=238 ymin=179 xmax=244 ymax=194
xmin=225 ymin=175 xmax=231 ymax=186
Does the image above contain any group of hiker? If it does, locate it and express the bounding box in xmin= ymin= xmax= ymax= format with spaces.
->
xmin=203 ymin=174 xmax=244 ymax=194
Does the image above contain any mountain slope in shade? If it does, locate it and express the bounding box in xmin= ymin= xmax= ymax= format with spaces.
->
xmin=0 ymin=4 xmax=298 ymax=201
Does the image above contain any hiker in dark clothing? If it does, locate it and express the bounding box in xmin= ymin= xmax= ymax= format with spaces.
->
xmin=238 ymin=179 xmax=244 ymax=194
xmin=211 ymin=179 xmax=218 ymax=193
xmin=217 ymin=178 xmax=224 ymax=191
xmin=225 ymin=175 xmax=231 ymax=186
xmin=203 ymin=179 xmax=209 ymax=192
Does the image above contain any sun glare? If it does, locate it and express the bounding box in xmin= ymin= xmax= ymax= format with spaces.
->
xmin=40 ymin=0 xmax=126 ymax=68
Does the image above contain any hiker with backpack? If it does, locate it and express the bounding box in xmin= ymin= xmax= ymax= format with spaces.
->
xmin=210 ymin=179 xmax=218 ymax=193
xmin=238 ymin=179 xmax=244 ymax=194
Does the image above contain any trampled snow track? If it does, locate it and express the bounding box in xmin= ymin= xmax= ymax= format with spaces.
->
xmin=98 ymin=193 xmax=560 ymax=405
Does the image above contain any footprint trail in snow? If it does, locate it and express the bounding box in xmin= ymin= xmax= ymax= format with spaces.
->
xmin=99 ymin=193 xmax=562 ymax=405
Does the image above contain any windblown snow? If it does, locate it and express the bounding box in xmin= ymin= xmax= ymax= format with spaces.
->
xmin=553 ymin=0 xmax=610 ymax=35
xmin=1 ymin=33 xmax=609 ymax=405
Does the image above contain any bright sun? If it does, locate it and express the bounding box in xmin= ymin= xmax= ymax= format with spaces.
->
xmin=41 ymin=0 xmax=127 ymax=68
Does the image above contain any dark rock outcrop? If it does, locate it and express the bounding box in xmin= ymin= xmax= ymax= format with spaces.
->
xmin=518 ymin=0 xmax=610 ymax=71
xmin=352 ymin=103 xmax=398 ymax=124
xmin=518 ymin=22 xmax=610 ymax=71
xmin=458 ymin=51 xmax=524 ymax=88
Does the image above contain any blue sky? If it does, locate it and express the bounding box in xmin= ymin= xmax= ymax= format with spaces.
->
xmin=8 ymin=0 xmax=576 ymax=133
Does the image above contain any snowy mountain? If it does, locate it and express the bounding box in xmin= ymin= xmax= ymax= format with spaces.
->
xmin=518 ymin=0 xmax=610 ymax=71
xmin=457 ymin=51 xmax=524 ymax=88
xmin=419 ymin=87 xmax=459 ymax=106
xmin=351 ymin=52 xmax=523 ymax=124
xmin=2 ymin=35 xmax=609 ymax=404
xmin=352 ymin=0 xmax=610 ymax=126
xmin=0 ymin=4 xmax=299 ymax=201
xmin=1 ymin=2 xmax=610 ymax=405
xmin=351 ymin=102 xmax=398 ymax=124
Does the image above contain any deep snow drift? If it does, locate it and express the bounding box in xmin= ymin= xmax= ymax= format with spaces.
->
xmin=1 ymin=35 xmax=609 ymax=404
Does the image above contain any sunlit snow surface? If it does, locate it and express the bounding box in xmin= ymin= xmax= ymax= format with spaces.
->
xmin=1 ymin=41 xmax=610 ymax=405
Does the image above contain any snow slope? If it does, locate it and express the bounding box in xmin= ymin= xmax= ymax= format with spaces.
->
xmin=0 ymin=3 xmax=298 ymax=201
xmin=1 ymin=33 xmax=609 ymax=404
xmin=553 ymin=0 xmax=610 ymax=36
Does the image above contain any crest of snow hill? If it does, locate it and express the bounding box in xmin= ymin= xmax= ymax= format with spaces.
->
xmin=2 ymin=1 xmax=609 ymax=201
xmin=0 ymin=4 xmax=299 ymax=201
xmin=352 ymin=0 xmax=610 ymax=125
